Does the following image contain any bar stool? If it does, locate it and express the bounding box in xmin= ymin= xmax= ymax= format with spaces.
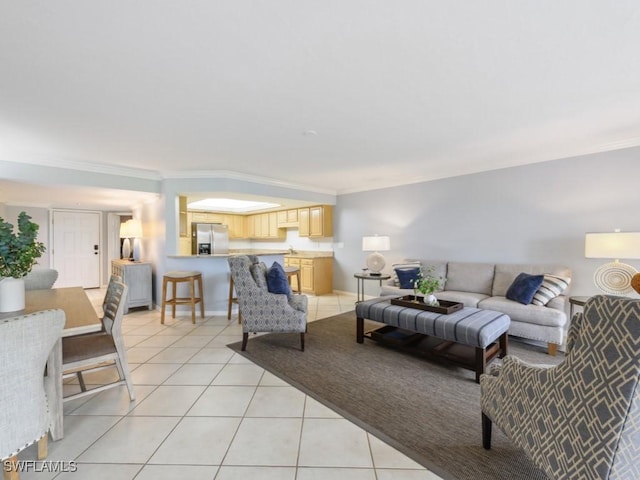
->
xmin=227 ymin=276 xmax=242 ymax=324
xmin=284 ymin=265 xmax=301 ymax=294
xmin=161 ymin=271 xmax=204 ymax=324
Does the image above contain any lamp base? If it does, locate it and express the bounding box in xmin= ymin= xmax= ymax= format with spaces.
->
xmin=122 ymin=238 xmax=131 ymax=260
xmin=366 ymin=252 xmax=386 ymax=275
xmin=594 ymin=261 xmax=638 ymax=295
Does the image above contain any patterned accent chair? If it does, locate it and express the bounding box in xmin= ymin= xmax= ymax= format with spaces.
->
xmin=228 ymin=255 xmax=307 ymax=351
xmin=1 ymin=309 xmax=65 ymax=478
xmin=480 ymin=295 xmax=640 ymax=480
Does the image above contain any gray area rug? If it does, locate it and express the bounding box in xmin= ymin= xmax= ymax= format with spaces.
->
xmin=228 ymin=312 xmax=561 ymax=480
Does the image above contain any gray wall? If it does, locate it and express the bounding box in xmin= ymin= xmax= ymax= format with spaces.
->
xmin=333 ymin=146 xmax=640 ymax=299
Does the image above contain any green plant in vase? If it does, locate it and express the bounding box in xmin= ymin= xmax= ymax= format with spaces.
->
xmin=414 ymin=267 xmax=445 ymax=306
xmin=0 ymin=212 xmax=46 ymax=312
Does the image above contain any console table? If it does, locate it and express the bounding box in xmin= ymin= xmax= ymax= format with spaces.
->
xmin=111 ymin=260 xmax=153 ymax=313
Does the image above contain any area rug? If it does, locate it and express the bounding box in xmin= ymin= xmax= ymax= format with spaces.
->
xmin=227 ymin=312 xmax=562 ymax=480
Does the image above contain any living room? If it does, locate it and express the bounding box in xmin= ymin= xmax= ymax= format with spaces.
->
xmin=1 ymin=2 xmax=640 ymax=479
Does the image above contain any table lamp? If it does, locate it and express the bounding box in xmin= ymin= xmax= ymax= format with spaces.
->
xmin=362 ymin=235 xmax=390 ymax=275
xmin=127 ymin=219 xmax=143 ymax=262
xmin=119 ymin=220 xmax=132 ymax=260
xmin=585 ymin=230 xmax=640 ymax=294
xmin=120 ymin=219 xmax=143 ymax=261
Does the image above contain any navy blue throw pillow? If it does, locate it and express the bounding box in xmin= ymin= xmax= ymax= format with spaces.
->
xmin=506 ymin=272 xmax=544 ymax=305
xmin=395 ymin=267 xmax=421 ymax=289
xmin=266 ymin=261 xmax=292 ymax=299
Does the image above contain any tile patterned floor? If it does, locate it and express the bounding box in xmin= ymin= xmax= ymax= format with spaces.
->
xmin=18 ymin=290 xmax=443 ymax=480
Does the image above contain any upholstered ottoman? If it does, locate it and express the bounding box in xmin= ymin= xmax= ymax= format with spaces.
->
xmin=356 ymin=296 xmax=511 ymax=382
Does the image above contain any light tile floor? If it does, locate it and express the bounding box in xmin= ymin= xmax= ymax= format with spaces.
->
xmin=18 ymin=290 xmax=443 ymax=480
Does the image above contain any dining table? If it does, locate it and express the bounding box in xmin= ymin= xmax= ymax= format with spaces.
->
xmin=0 ymin=286 xmax=102 ymax=441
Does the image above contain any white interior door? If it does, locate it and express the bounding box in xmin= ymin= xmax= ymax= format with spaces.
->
xmin=52 ymin=210 xmax=101 ymax=288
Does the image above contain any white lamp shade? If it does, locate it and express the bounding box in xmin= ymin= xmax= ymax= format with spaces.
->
xmin=126 ymin=219 xmax=143 ymax=238
xmin=119 ymin=221 xmax=131 ymax=239
xmin=362 ymin=235 xmax=390 ymax=252
xmin=585 ymin=232 xmax=640 ymax=259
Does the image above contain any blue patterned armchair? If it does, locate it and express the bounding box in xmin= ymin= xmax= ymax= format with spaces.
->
xmin=228 ymin=255 xmax=307 ymax=351
xmin=480 ymin=295 xmax=640 ymax=480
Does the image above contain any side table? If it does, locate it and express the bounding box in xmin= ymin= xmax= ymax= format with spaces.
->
xmin=354 ymin=272 xmax=391 ymax=303
xmin=569 ymin=295 xmax=591 ymax=318
xmin=111 ymin=260 xmax=153 ymax=314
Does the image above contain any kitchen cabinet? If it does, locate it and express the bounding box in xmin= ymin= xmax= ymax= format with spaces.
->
xmin=179 ymin=196 xmax=188 ymax=237
xmin=277 ymin=209 xmax=299 ymax=227
xmin=298 ymin=208 xmax=310 ymax=236
xmin=221 ymin=214 xmax=246 ymax=239
xmin=111 ymin=260 xmax=153 ymax=313
xmin=246 ymin=213 xmax=285 ymax=239
xmin=299 ymin=206 xmax=333 ymax=238
xmin=284 ymin=256 xmax=333 ymax=295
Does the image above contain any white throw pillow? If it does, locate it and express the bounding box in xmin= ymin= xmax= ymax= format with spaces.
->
xmin=531 ymin=274 xmax=570 ymax=306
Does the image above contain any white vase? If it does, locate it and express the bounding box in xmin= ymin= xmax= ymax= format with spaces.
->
xmin=423 ymin=294 xmax=438 ymax=306
xmin=0 ymin=277 xmax=26 ymax=313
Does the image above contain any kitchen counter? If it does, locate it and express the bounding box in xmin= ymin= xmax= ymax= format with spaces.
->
xmin=163 ymin=251 xmax=285 ymax=314
xmin=284 ymin=251 xmax=334 ymax=259
xmin=168 ymin=250 xmax=287 ymax=259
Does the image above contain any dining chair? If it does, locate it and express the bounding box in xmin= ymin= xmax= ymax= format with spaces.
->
xmin=62 ymin=280 xmax=135 ymax=401
xmin=23 ymin=268 xmax=58 ymax=290
xmin=1 ymin=309 xmax=65 ymax=480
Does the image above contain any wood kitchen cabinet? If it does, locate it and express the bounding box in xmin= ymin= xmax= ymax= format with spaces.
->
xmin=299 ymin=205 xmax=333 ymax=238
xmin=111 ymin=260 xmax=153 ymax=313
xmin=246 ymin=213 xmax=285 ymax=239
xmin=277 ymin=209 xmax=299 ymax=227
xmin=284 ymin=256 xmax=333 ymax=295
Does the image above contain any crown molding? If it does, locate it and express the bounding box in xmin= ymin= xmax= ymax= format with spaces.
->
xmin=161 ymin=169 xmax=337 ymax=196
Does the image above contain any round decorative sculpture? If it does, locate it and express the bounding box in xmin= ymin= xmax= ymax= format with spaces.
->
xmin=593 ymin=262 xmax=638 ymax=295
xmin=631 ymin=273 xmax=640 ymax=295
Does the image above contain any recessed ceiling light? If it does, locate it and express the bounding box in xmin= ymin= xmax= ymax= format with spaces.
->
xmin=302 ymin=129 xmax=318 ymax=136
xmin=188 ymin=198 xmax=280 ymax=213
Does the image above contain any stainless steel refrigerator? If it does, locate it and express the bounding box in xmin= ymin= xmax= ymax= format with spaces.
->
xmin=191 ymin=223 xmax=229 ymax=255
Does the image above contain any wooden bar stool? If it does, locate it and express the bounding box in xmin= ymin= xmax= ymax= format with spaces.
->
xmin=284 ymin=265 xmax=301 ymax=294
xmin=228 ymin=276 xmax=242 ymax=324
xmin=161 ymin=271 xmax=204 ymax=324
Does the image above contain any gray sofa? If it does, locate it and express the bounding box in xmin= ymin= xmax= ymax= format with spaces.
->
xmin=380 ymin=261 xmax=572 ymax=355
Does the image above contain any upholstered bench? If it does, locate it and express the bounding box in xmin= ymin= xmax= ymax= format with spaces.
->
xmin=356 ymin=296 xmax=511 ymax=382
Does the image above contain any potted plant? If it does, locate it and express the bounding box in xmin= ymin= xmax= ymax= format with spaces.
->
xmin=414 ymin=267 xmax=445 ymax=306
xmin=0 ymin=212 xmax=46 ymax=312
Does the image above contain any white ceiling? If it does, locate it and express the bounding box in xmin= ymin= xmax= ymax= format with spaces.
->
xmin=1 ymin=1 xmax=640 ymax=209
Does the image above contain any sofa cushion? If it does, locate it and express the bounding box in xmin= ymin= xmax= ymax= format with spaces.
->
xmin=531 ymin=274 xmax=571 ymax=306
xmin=395 ymin=267 xmax=421 ymax=289
xmin=444 ymin=262 xmax=494 ymax=295
xmin=492 ymin=263 xmax=572 ymax=297
xmin=506 ymin=272 xmax=544 ymax=305
xmin=478 ymin=297 xmax=567 ymax=327
xmin=435 ymin=291 xmax=489 ymax=308
xmin=266 ymin=261 xmax=292 ymax=299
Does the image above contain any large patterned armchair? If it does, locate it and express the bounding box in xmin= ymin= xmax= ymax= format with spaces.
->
xmin=480 ymin=295 xmax=640 ymax=479
xmin=228 ymin=255 xmax=307 ymax=351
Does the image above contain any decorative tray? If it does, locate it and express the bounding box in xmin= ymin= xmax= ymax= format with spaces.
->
xmin=390 ymin=296 xmax=463 ymax=314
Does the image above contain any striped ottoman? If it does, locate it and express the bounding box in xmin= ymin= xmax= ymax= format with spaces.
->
xmin=356 ymin=296 xmax=511 ymax=382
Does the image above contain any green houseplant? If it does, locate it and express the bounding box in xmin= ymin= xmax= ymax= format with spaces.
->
xmin=414 ymin=267 xmax=445 ymax=306
xmin=0 ymin=212 xmax=46 ymax=278
xmin=0 ymin=212 xmax=46 ymax=312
